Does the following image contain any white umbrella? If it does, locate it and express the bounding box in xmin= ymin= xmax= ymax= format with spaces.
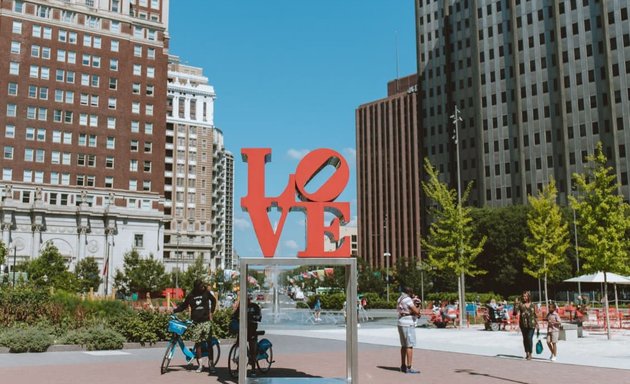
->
xmin=564 ymin=271 xmax=630 ymax=284
xmin=564 ymin=271 xmax=630 ymax=336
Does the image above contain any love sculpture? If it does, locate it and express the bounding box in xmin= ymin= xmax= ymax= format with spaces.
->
xmin=241 ymin=148 xmax=351 ymax=258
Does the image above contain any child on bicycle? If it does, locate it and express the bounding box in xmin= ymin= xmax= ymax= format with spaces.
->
xmin=173 ymin=279 xmax=217 ymax=373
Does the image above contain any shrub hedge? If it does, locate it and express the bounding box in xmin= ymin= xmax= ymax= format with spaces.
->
xmin=61 ymin=326 xmax=126 ymax=351
xmin=0 ymin=288 xmax=132 ymax=329
xmin=0 ymin=324 xmax=54 ymax=353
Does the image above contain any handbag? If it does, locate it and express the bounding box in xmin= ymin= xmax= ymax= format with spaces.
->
xmin=535 ymin=338 xmax=543 ymax=354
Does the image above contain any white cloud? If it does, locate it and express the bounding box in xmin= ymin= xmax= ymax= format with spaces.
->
xmin=343 ymin=147 xmax=356 ymax=160
xmin=287 ymin=148 xmax=310 ymax=160
xmin=284 ymin=240 xmax=299 ymax=250
xmin=233 ymin=217 xmax=251 ymax=231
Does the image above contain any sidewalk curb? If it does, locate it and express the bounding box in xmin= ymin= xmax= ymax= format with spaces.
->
xmin=0 ymin=339 xmax=236 ymax=354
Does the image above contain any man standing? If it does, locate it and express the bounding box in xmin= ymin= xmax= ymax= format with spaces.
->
xmin=397 ymin=287 xmax=420 ymax=374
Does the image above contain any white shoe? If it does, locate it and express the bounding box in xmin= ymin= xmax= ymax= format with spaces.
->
xmin=195 ymin=358 xmax=204 ymax=372
xmin=550 ymin=356 xmax=556 ymax=362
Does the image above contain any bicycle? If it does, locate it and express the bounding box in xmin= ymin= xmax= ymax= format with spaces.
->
xmin=227 ymin=329 xmax=274 ymax=378
xmin=160 ymin=315 xmax=220 ymax=374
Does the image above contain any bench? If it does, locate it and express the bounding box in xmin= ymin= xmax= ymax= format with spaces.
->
xmin=559 ymin=323 xmax=579 ymax=341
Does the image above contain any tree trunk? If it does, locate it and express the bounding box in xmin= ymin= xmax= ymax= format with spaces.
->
xmin=604 ymin=273 xmax=611 ymax=340
xmin=459 ymin=272 xmax=466 ymax=328
xmin=544 ymin=272 xmax=549 ymax=310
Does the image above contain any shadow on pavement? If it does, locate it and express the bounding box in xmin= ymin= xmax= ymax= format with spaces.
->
xmin=376 ymin=365 xmax=404 ymax=372
xmin=212 ymin=367 xmax=321 ymax=384
xmin=496 ymin=354 xmax=525 ymax=360
xmin=454 ymin=368 xmax=529 ymax=384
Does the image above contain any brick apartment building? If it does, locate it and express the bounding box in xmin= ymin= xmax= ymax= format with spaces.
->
xmin=0 ymin=0 xmax=169 ymax=293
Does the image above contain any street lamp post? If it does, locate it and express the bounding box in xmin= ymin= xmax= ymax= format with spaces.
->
xmin=419 ymin=250 xmax=425 ymax=305
xmin=451 ymin=105 xmax=465 ymax=329
xmin=175 ymin=232 xmax=181 ymax=289
xmin=384 ymin=251 xmax=391 ymax=303
xmin=11 ymin=243 xmax=17 ymax=287
xmin=384 ymin=213 xmax=391 ymax=303
xmin=572 ymin=208 xmax=582 ymax=297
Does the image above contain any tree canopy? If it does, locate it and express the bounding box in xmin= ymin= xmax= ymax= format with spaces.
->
xmin=421 ymin=158 xmax=487 ymax=279
xmin=113 ymin=249 xmax=169 ymax=295
xmin=524 ymin=179 xmax=570 ymax=305
xmin=74 ymin=257 xmax=102 ymax=293
xmin=24 ymin=243 xmax=77 ymax=290
xmin=470 ymin=205 xmax=530 ymax=295
xmin=569 ymin=143 xmax=630 ymax=276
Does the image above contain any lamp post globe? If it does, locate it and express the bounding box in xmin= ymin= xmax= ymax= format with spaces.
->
xmin=384 ymin=252 xmax=391 ymax=302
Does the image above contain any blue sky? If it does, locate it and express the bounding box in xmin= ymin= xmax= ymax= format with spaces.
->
xmin=169 ymin=1 xmax=416 ymax=257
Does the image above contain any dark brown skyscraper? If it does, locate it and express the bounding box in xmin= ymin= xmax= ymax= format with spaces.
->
xmin=356 ymin=74 xmax=422 ymax=269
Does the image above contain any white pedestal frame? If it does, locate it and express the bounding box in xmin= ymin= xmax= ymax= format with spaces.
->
xmin=238 ymin=257 xmax=358 ymax=384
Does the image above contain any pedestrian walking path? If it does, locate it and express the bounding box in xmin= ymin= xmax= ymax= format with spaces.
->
xmin=266 ymin=324 xmax=630 ymax=370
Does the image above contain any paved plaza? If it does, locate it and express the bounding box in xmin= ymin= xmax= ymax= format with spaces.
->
xmin=1 ymin=319 xmax=628 ymax=384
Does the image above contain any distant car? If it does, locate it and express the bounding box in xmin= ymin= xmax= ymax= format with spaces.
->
xmin=256 ymin=293 xmax=265 ymax=301
xmin=294 ymin=290 xmax=305 ymax=301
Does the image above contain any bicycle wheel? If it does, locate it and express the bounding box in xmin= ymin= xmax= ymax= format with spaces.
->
xmin=210 ymin=338 xmax=221 ymax=368
xmin=228 ymin=343 xmax=239 ymax=378
xmin=160 ymin=338 xmax=177 ymax=374
xmin=257 ymin=345 xmax=273 ymax=373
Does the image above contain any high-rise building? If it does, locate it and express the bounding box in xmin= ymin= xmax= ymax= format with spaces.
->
xmin=223 ymin=151 xmax=234 ymax=268
xmin=0 ymin=0 xmax=170 ymax=293
xmin=415 ymin=0 xmax=630 ymax=206
xmin=356 ymin=75 xmax=422 ymax=268
xmin=164 ymin=56 xmax=233 ymax=276
xmin=324 ymin=225 xmax=358 ymax=257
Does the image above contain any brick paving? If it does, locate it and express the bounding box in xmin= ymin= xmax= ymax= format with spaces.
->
xmin=0 ymin=333 xmax=628 ymax=384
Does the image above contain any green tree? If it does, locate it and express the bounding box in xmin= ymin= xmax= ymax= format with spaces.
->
xmin=210 ymin=268 xmax=233 ymax=296
xmin=179 ymin=255 xmax=209 ymax=291
xmin=471 ymin=205 xmax=530 ymax=295
xmin=25 ymin=243 xmax=77 ymax=290
xmin=570 ymin=142 xmax=630 ymax=339
xmin=395 ymin=255 xmax=425 ymax=301
xmin=357 ymin=258 xmax=385 ymax=295
xmin=0 ymin=241 xmax=6 ymax=266
xmin=74 ymin=257 xmax=102 ymax=294
xmin=113 ymin=249 xmax=169 ymax=296
xmin=421 ymin=158 xmax=486 ymax=327
xmin=523 ymin=179 xmax=570 ymax=306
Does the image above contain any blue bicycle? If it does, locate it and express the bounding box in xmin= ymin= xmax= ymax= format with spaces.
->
xmin=160 ymin=315 xmax=220 ymax=374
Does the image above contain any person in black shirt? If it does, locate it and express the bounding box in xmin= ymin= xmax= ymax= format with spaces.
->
xmin=174 ymin=279 xmax=217 ymax=373
xmin=231 ymin=295 xmax=262 ymax=369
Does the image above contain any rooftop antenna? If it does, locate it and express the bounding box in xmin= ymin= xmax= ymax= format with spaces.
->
xmin=395 ymin=30 xmax=400 ymax=92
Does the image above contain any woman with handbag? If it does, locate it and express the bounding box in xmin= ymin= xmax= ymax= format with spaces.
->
xmin=512 ymin=290 xmax=539 ymax=360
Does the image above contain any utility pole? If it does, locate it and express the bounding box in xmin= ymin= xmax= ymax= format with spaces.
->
xmin=572 ymin=208 xmax=582 ymax=297
xmin=451 ymin=106 xmax=465 ymax=329
xmin=384 ymin=214 xmax=391 ymax=303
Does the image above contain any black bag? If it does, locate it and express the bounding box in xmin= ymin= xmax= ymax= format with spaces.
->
xmin=229 ymin=318 xmax=239 ymax=334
